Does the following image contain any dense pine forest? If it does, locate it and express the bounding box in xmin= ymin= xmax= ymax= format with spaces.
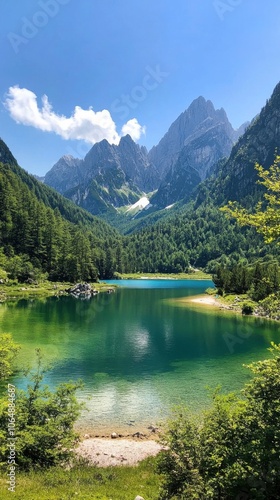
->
xmin=0 ymin=139 xmax=122 ymax=283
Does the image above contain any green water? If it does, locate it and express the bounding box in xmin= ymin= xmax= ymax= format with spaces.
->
xmin=0 ymin=280 xmax=279 ymax=431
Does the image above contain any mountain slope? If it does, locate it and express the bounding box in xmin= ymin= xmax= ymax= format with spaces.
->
xmin=43 ymin=98 xmax=248 ymax=218
xmin=43 ymin=155 xmax=83 ymax=194
xmin=0 ymin=144 xmax=116 ymax=233
xmin=207 ymin=82 xmax=280 ymax=205
xmin=148 ymin=97 xmax=240 ymax=178
xmin=121 ymin=81 xmax=280 ymax=271
xmin=0 ymin=137 xmax=120 ymax=282
xmin=147 ymin=97 xmax=247 ymax=209
xmin=44 ymin=135 xmax=158 ymax=215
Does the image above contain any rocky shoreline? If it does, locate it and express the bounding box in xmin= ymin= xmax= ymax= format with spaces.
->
xmin=76 ymin=434 xmax=164 ymax=467
xmin=65 ymin=282 xmax=115 ymax=298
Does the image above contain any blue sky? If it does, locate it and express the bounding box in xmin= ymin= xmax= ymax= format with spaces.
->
xmin=1 ymin=0 xmax=280 ymax=176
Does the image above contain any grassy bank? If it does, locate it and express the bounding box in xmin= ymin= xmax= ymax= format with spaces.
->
xmin=0 ymin=281 xmax=117 ymax=302
xmin=117 ymin=271 xmax=212 ymax=280
xmin=0 ymin=458 xmax=160 ymax=500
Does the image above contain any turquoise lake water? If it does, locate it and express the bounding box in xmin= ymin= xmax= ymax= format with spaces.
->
xmin=0 ymin=279 xmax=279 ymax=431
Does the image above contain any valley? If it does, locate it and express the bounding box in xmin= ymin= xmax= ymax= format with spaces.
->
xmin=0 ymin=79 xmax=280 ymax=500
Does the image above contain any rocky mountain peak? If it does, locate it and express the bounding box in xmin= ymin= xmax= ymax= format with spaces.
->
xmin=211 ymin=81 xmax=280 ymax=203
xmin=148 ymin=97 xmax=236 ymax=179
xmin=186 ymin=96 xmax=215 ymax=117
xmin=43 ymin=94 xmax=252 ymax=218
xmin=119 ymin=134 xmax=135 ymax=145
xmin=44 ymin=154 xmax=83 ymax=194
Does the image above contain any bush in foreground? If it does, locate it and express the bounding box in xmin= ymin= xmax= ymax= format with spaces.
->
xmin=0 ymin=349 xmax=83 ymax=470
xmin=157 ymin=343 xmax=280 ymax=499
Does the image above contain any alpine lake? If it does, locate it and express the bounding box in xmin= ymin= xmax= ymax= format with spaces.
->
xmin=1 ymin=279 xmax=279 ymax=433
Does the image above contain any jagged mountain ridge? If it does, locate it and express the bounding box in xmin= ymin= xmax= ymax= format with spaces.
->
xmin=44 ymin=97 xmax=248 ymax=217
xmin=149 ymin=98 xmax=248 ymax=209
xmin=44 ymin=135 xmax=159 ymax=215
xmin=148 ymin=96 xmax=244 ymax=178
xmin=0 ymin=136 xmax=117 ymax=234
xmin=43 ymin=155 xmax=84 ymax=194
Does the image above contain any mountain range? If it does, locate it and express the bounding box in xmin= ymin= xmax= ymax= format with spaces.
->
xmin=0 ymin=80 xmax=280 ymax=279
xmin=43 ymin=97 xmax=249 ymax=216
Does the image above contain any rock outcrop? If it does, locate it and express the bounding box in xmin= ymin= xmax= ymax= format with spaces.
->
xmin=148 ymin=96 xmax=242 ymax=179
xmin=66 ymin=283 xmax=98 ymax=298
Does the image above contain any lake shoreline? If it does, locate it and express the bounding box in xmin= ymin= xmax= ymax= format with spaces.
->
xmin=75 ymin=421 xmax=164 ymax=440
xmin=0 ymin=275 xmax=212 ymax=302
xmin=74 ymin=421 xmax=164 ymax=467
xmin=0 ymin=281 xmax=117 ymax=302
xmin=117 ymin=271 xmax=212 ymax=280
xmin=172 ymin=293 xmax=280 ymax=322
xmin=76 ymin=436 xmax=163 ymax=467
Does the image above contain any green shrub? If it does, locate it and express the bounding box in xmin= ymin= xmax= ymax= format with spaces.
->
xmin=157 ymin=343 xmax=280 ymax=499
xmin=242 ymin=303 xmax=254 ymax=315
xmin=0 ymin=334 xmax=20 ymax=381
xmin=0 ymin=350 xmax=84 ymax=470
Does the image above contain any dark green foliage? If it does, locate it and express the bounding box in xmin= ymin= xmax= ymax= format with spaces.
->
xmin=213 ymin=261 xmax=280 ymax=301
xmin=0 ymin=334 xmax=20 ymax=381
xmin=0 ymin=350 xmax=83 ymax=470
xmin=0 ymin=161 xmax=121 ymax=281
xmin=0 ymin=139 xmax=18 ymax=167
xmin=0 ymin=136 xmax=279 ymax=281
xmin=242 ymin=303 xmax=254 ymax=315
xmin=122 ymin=199 xmax=279 ymax=274
xmin=259 ymin=292 xmax=280 ymax=320
xmin=158 ymin=344 xmax=280 ymax=499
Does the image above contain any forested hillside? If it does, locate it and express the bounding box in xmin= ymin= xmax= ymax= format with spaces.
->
xmin=0 ymin=139 xmax=122 ymax=282
xmin=206 ymin=81 xmax=280 ymax=205
xmin=121 ymin=201 xmax=279 ymax=273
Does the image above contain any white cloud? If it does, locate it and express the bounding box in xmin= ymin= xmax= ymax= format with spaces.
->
xmin=121 ymin=118 xmax=146 ymax=142
xmin=4 ymin=86 xmax=145 ymax=145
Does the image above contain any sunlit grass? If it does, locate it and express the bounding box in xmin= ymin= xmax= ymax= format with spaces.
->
xmin=118 ymin=271 xmax=212 ymax=280
xmin=0 ymin=458 xmax=161 ymax=500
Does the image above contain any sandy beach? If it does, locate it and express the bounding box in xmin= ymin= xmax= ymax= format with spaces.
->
xmin=188 ymin=295 xmax=220 ymax=306
xmin=173 ymin=294 xmax=220 ymax=307
xmin=76 ymin=436 xmax=163 ymax=467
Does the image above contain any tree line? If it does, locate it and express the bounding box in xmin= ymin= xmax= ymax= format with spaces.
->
xmin=0 ymin=162 xmax=122 ymax=283
xmin=213 ymin=261 xmax=280 ymax=301
xmin=0 ymin=155 xmax=279 ymax=284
